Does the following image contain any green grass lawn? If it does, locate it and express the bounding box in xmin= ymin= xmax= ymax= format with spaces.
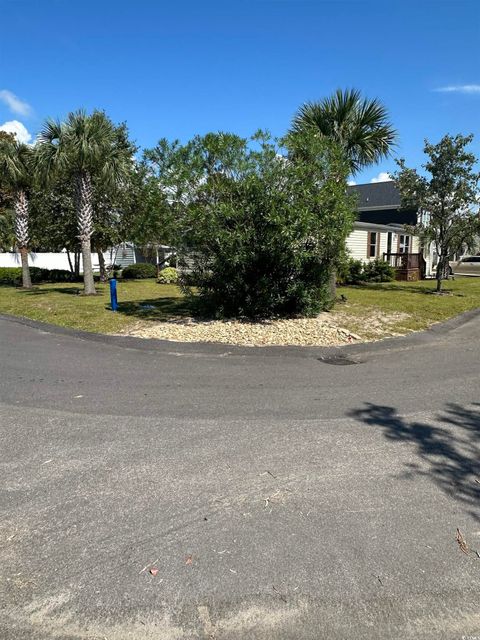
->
xmin=336 ymin=277 xmax=480 ymax=339
xmin=0 ymin=280 xmax=190 ymax=333
xmin=0 ymin=277 xmax=478 ymax=338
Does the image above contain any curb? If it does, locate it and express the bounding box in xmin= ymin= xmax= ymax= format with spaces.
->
xmin=1 ymin=306 xmax=479 ymax=360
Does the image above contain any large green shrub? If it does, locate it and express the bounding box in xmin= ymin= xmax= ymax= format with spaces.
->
xmin=121 ymin=262 xmax=157 ymax=279
xmin=150 ymin=131 xmax=355 ymax=318
xmin=157 ymin=267 xmax=178 ymax=284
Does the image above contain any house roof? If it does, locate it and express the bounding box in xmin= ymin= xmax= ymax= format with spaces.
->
xmin=353 ymin=221 xmax=409 ymax=233
xmin=348 ymin=181 xmax=401 ymax=210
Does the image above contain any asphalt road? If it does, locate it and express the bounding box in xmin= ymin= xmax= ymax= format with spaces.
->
xmin=1 ymin=312 xmax=480 ymax=639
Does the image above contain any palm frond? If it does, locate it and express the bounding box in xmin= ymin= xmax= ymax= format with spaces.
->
xmin=35 ymin=109 xmax=132 ymax=187
xmin=290 ymin=88 xmax=398 ymax=174
xmin=0 ymin=137 xmax=34 ymax=189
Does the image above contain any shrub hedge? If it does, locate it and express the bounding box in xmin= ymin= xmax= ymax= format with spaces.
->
xmin=337 ymin=258 xmax=395 ymax=285
xmin=121 ymin=262 xmax=157 ymax=279
xmin=362 ymin=259 xmax=396 ymax=283
xmin=157 ymin=267 xmax=178 ymax=284
xmin=0 ymin=266 xmax=78 ymax=286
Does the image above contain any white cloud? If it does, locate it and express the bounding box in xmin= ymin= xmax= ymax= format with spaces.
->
xmin=371 ymin=172 xmax=392 ymax=183
xmin=435 ymin=84 xmax=480 ymax=94
xmin=0 ymin=120 xmax=32 ymax=144
xmin=0 ymin=89 xmax=32 ymax=117
xmin=347 ymin=180 xmax=356 ymax=186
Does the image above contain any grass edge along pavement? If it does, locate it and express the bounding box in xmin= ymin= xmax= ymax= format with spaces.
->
xmin=0 ymin=277 xmax=479 ymax=344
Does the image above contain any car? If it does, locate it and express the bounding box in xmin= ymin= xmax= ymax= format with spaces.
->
xmin=450 ymin=255 xmax=480 ymax=277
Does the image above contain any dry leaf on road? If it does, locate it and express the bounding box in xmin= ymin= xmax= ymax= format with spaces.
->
xmin=456 ymin=528 xmax=469 ymax=554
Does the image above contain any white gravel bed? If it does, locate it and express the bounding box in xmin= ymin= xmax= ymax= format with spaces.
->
xmin=120 ymin=313 xmax=362 ymax=347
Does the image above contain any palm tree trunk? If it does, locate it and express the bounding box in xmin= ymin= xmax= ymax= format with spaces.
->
xmin=74 ymin=250 xmax=80 ymax=278
xmin=14 ymin=190 xmax=32 ymax=289
xmin=81 ymin=239 xmax=96 ymax=294
xmin=75 ymin=171 xmax=96 ymax=295
xmin=19 ymin=246 xmax=32 ymax=288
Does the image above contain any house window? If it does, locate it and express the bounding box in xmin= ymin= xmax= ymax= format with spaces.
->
xmin=398 ymin=235 xmax=410 ymax=254
xmin=368 ymin=232 xmax=379 ymax=258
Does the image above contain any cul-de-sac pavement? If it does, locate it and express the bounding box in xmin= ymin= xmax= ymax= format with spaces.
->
xmin=1 ymin=312 xmax=480 ymax=640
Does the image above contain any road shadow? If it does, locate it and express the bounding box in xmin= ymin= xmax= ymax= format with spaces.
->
xmin=115 ymin=297 xmax=193 ymax=321
xmin=349 ymin=402 xmax=480 ymax=521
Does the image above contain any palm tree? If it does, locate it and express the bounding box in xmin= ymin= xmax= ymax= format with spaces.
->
xmin=290 ymin=88 xmax=397 ymax=175
xmin=0 ymin=136 xmax=34 ymax=288
xmin=36 ymin=110 xmax=129 ymax=295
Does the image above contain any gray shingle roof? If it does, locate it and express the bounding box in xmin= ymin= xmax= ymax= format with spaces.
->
xmin=348 ymin=181 xmax=400 ymax=209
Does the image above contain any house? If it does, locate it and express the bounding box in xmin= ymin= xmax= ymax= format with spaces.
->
xmin=346 ymin=181 xmax=431 ymax=280
xmin=105 ymin=243 xmax=174 ymax=269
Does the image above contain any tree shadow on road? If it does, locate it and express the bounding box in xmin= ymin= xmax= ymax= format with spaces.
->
xmin=349 ymin=402 xmax=480 ymax=521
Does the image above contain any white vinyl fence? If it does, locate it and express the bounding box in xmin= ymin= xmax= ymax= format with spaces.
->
xmin=0 ymin=251 xmax=110 ymax=271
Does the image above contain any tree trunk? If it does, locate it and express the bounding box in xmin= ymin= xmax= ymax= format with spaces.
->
xmin=14 ymin=190 xmax=32 ymax=289
xmin=19 ymin=246 xmax=32 ymax=289
xmin=328 ymin=269 xmax=337 ymax=302
xmin=97 ymin=247 xmax=107 ymax=282
xmin=66 ymin=250 xmax=74 ymax=274
xmin=74 ymin=250 xmax=80 ymax=278
xmin=75 ymin=171 xmax=96 ymax=295
xmin=436 ymin=255 xmax=446 ymax=293
xmin=81 ymin=239 xmax=96 ymax=295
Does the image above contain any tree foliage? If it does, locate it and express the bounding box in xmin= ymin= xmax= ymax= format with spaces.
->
xmin=394 ymin=134 xmax=480 ymax=292
xmin=0 ymin=132 xmax=16 ymax=253
xmin=151 ymin=130 xmax=356 ymax=318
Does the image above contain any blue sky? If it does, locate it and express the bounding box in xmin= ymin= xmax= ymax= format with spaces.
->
xmin=1 ymin=0 xmax=479 ymax=184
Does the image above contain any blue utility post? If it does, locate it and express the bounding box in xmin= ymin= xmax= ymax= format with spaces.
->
xmin=109 ymin=278 xmax=118 ymax=311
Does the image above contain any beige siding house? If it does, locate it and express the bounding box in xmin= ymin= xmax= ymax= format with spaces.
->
xmin=347 ymin=181 xmax=430 ymax=280
xmin=347 ymin=222 xmax=419 ymax=262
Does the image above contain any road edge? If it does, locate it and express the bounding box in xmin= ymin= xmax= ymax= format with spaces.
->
xmin=1 ymin=306 xmax=479 ymax=359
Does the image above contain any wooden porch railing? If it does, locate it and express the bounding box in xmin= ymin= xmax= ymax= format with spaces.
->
xmin=383 ymin=252 xmax=426 ymax=279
